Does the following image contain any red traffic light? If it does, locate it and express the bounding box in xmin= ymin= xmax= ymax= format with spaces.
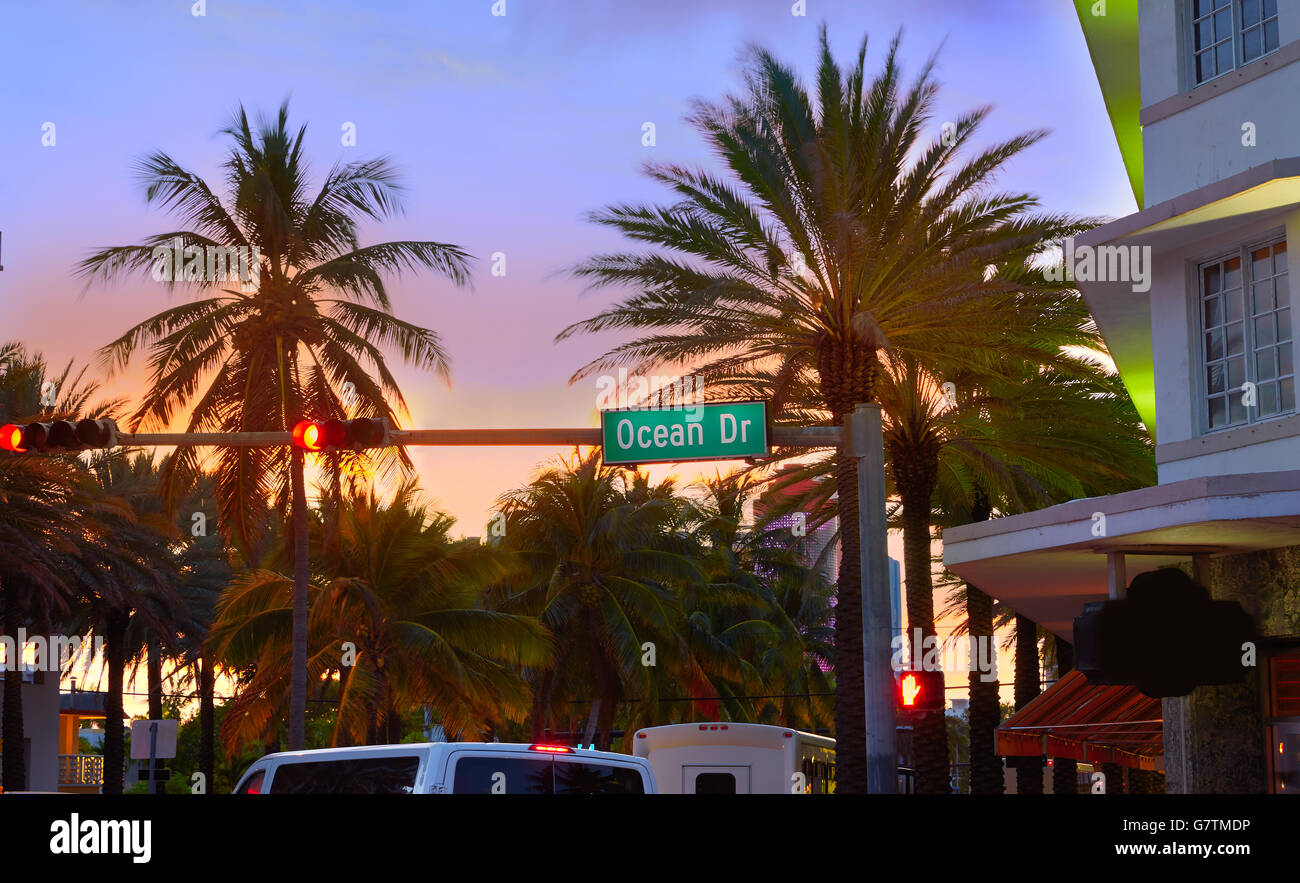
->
xmin=896 ymin=669 xmax=945 ymax=712
xmin=0 ymin=424 xmax=28 ymax=452
xmin=0 ymin=419 xmax=117 ymax=453
xmin=292 ymin=420 xmax=327 ymax=452
xmin=292 ymin=418 xmax=389 ymax=452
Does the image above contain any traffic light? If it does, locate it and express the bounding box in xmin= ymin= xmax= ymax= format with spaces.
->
xmin=896 ymin=669 xmax=945 ymax=713
xmin=0 ymin=418 xmax=118 ymax=453
xmin=1073 ymin=567 xmax=1255 ymax=698
xmin=291 ymin=418 xmax=390 ymax=452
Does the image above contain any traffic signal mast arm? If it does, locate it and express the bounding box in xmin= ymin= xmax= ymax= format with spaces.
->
xmin=107 ymin=426 xmax=844 ymax=448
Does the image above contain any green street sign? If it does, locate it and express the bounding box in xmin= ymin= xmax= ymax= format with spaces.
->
xmin=600 ymin=400 xmax=769 ymax=466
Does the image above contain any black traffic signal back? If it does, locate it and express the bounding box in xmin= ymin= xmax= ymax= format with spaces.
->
xmin=1073 ymin=567 xmax=1255 ymax=698
xmin=896 ymin=669 xmax=945 ymax=713
xmin=291 ymin=418 xmax=390 ymax=452
xmin=0 ymin=418 xmax=118 ymax=452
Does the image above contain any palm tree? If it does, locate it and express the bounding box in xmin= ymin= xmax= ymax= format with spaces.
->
xmin=559 ymin=27 xmax=1090 ymax=790
xmin=209 ymin=480 xmax=548 ymax=751
xmin=496 ymin=451 xmax=706 ymax=748
xmin=77 ymin=101 xmax=473 ymax=749
xmin=0 ymin=343 xmax=124 ymax=791
xmin=686 ymin=471 xmax=834 ymax=731
xmin=75 ymin=451 xmax=180 ymax=793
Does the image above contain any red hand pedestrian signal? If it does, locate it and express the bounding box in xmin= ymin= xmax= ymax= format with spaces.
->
xmin=896 ymin=669 xmax=944 ymax=712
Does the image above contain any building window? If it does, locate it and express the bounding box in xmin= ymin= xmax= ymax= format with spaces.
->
xmin=1200 ymin=239 xmax=1293 ymax=430
xmin=1191 ymin=0 xmax=1280 ymax=85
xmin=1241 ymin=0 xmax=1281 ymax=63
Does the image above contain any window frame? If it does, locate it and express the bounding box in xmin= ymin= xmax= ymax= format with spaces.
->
xmin=1195 ymin=234 xmax=1294 ymax=434
xmin=1187 ymin=0 xmax=1281 ymax=88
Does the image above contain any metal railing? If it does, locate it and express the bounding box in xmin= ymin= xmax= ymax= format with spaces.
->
xmin=58 ymin=754 xmax=103 ymax=787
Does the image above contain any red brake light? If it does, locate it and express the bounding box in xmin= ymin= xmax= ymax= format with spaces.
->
xmin=529 ymin=744 xmax=573 ymax=753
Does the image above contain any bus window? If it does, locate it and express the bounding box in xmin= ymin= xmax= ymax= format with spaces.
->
xmin=694 ymin=772 xmax=737 ymax=794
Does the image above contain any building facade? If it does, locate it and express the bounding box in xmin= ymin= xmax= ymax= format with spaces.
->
xmin=943 ymin=0 xmax=1300 ymax=793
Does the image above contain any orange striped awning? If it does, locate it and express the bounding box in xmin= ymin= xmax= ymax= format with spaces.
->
xmin=996 ymin=670 xmax=1162 ymax=771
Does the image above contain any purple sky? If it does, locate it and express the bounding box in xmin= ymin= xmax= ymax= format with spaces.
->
xmin=0 ymin=0 xmax=1136 ymax=531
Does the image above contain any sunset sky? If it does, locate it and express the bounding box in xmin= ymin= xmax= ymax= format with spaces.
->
xmin=0 ymin=1 xmax=1136 ymax=710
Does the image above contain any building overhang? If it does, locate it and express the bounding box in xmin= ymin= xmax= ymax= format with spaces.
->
xmin=1071 ymin=158 xmax=1300 ymax=442
xmin=942 ymin=470 xmax=1300 ymax=639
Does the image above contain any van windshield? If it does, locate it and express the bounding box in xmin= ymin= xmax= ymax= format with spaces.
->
xmin=269 ymin=756 xmax=421 ymax=794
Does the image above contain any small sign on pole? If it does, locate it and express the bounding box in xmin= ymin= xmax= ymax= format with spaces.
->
xmin=131 ymin=719 xmax=178 ymax=795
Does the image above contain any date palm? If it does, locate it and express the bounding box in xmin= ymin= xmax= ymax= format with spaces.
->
xmin=77 ymin=102 xmax=472 ymax=749
xmin=560 ymin=27 xmax=1090 ymax=790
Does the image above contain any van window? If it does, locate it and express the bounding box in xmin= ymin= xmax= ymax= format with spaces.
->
xmin=236 ymin=770 xmax=265 ymax=794
xmin=269 ymin=756 xmax=421 ymax=794
xmin=452 ymin=756 xmax=554 ymax=794
xmin=554 ymin=760 xmax=645 ymax=794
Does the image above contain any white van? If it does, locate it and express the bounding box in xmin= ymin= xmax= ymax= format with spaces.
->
xmin=632 ymin=722 xmax=836 ymax=794
xmin=232 ymin=742 xmax=656 ymax=794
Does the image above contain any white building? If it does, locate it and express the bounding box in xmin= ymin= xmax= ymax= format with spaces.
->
xmin=943 ymin=0 xmax=1300 ymax=793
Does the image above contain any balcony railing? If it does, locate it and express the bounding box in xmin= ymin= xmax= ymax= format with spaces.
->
xmin=58 ymin=754 xmax=103 ymax=787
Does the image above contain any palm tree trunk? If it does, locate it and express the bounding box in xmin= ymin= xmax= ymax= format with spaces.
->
xmin=899 ymin=482 xmax=949 ymax=794
xmin=288 ymin=446 xmax=309 ymax=750
xmin=1013 ymin=613 xmax=1043 ymax=794
xmin=1051 ymin=636 xmax=1077 ymax=795
xmin=964 ymin=490 xmax=1004 ymax=795
xmin=597 ymin=685 xmax=617 ymax=751
xmin=103 ymin=607 xmax=129 ymax=795
xmin=198 ymin=655 xmax=215 ymax=792
xmin=582 ymin=695 xmax=602 ymax=748
xmin=1 ymin=579 xmax=26 ymax=792
xmin=531 ymin=669 xmax=554 ymax=741
xmin=967 ymin=585 xmax=1004 ymax=795
xmin=385 ymin=697 xmax=402 ymax=744
xmin=818 ymin=338 xmax=881 ymax=795
xmin=831 ymin=451 xmax=868 ymax=793
xmin=146 ymin=638 xmax=163 ymax=784
xmin=147 ymin=640 xmax=162 ymax=720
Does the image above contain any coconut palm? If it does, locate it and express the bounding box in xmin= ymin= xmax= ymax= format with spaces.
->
xmin=0 ymin=343 xmax=130 ymax=791
xmin=559 ymin=27 xmax=1092 ymax=790
xmin=685 ymin=471 xmax=834 ymax=731
xmin=73 ymin=450 xmax=182 ymax=793
xmin=77 ymin=101 xmax=473 ymax=749
xmin=495 ymin=451 xmax=708 ymax=748
xmin=209 ymin=480 xmax=548 ymax=751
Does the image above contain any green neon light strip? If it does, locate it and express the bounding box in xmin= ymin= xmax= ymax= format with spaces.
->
xmin=1074 ymin=0 xmax=1144 ymax=208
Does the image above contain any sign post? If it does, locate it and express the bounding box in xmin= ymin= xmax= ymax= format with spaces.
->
xmin=600 ymin=401 xmax=768 ymax=466
xmin=130 ymin=719 xmax=178 ymax=795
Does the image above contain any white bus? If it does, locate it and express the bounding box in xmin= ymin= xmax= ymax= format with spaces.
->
xmin=632 ymin=722 xmax=836 ymax=794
